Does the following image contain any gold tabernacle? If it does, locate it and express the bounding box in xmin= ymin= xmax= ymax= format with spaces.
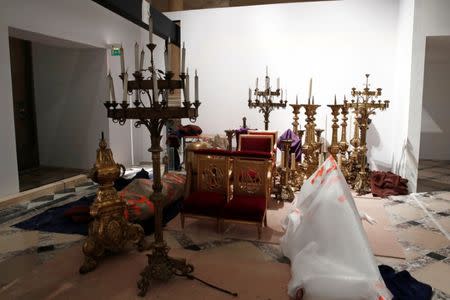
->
xmin=79 ymin=133 xmax=145 ymax=274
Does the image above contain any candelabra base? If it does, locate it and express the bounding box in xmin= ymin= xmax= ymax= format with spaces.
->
xmin=281 ymin=185 xmax=295 ymax=202
xmin=137 ymin=241 xmax=194 ymax=297
xmin=79 ymin=208 xmax=145 ymax=274
xmin=354 ymin=171 xmax=371 ymax=195
xmin=340 ymin=157 xmax=351 ymax=182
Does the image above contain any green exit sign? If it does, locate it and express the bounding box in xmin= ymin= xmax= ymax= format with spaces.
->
xmin=111 ymin=47 xmax=121 ymax=56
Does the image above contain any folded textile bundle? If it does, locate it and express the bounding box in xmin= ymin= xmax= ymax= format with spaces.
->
xmin=276 ymin=129 xmax=302 ymax=162
xmin=177 ymin=124 xmax=202 ymax=137
xmin=371 ymin=171 xmax=408 ymax=198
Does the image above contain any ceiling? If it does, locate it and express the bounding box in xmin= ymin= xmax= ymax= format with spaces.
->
xmin=150 ymin=0 xmax=333 ymax=12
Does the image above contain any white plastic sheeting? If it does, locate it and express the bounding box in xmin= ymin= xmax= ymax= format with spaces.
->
xmin=280 ymin=156 xmax=392 ymax=300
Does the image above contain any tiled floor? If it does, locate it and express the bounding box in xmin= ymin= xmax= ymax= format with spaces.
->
xmin=0 ymin=183 xmax=449 ymax=298
xmin=19 ymin=166 xmax=87 ymax=192
xmin=418 ymin=159 xmax=450 ymax=192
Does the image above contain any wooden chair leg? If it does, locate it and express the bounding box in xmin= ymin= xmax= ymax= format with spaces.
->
xmin=264 ymin=215 xmax=268 ymax=227
xmin=217 ymin=218 xmax=221 ymax=233
xmin=257 ymin=225 xmax=262 ymax=240
xmin=180 ymin=213 xmax=185 ymax=229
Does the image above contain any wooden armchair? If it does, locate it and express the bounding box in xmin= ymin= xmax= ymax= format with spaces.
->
xmin=221 ymin=156 xmax=271 ymax=239
xmin=181 ymin=149 xmax=232 ymax=231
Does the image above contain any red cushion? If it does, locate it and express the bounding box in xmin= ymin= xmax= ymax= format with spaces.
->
xmin=240 ymin=136 xmax=273 ymax=153
xmin=221 ymin=195 xmax=266 ymax=222
xmin=183 ymin=191 xmax=227 ymax=216
xmin=232 ymin=150 xmax=272 ymax=159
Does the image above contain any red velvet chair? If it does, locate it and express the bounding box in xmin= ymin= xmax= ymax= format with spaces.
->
xmin=181 ymin=150 xmax=232 ymax=231
xmin=238 ymin=134 xmax=274 ymax=154
xmin=247 ymin=130 xmax=278 ymax=155
xmin=221 ymin=157 xmax=271 ymax=239
xmin=238 ymin=133 xmax=277 ymax=191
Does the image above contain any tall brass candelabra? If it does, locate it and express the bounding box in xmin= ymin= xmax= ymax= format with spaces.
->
xmin=327 ymin=97 xmax=342 ymax=160
xmin=301 ymin=99 xmax=321 ymax=178
xmin=338 ymin=98 xmax=350 ymax=180
xmin=248 ymin=69 xmax=287 ymax=130
xmin=290 ymin=102 xmax=302 ymax=135
xmin=344 ymin=74 xmax=389 ymax=195
xmin=105 ymin=39 xmax=200 ymax=295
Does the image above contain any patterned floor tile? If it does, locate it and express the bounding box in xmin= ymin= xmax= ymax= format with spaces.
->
xmin=397 ymin=227 xmax=449 ymax=251
xmin=412 ymin=261 xmax=450 ymax=294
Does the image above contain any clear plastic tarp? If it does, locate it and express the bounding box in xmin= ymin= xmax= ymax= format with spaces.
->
xmin=280 ymin=156 xmax=392 ymax=300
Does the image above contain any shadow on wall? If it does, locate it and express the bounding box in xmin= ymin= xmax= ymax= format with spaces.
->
xmin=367 ymin=122 xmax=387 ymax=171
xmin=397 ymin=138 xmax=418 ymax=192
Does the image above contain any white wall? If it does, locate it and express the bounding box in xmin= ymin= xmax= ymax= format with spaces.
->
xmin=392 ymin=0 xmax=415 ymax=189
xmin=32 ymin=43 xmax=109 ymax=170
xmin=419 ymin=60 xmax=450 ymax=160
xmin=165 ymin=0 xmax=399 ymax=170
xmin=0 ymin=23 xmax=19 ymax=196
xmin=407 ymin=0 xmax=450 ymax=191
xmin=0 ymin=0 xmax=143 ymax=197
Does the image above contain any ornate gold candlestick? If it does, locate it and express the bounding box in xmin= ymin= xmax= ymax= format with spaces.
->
xmin=290 ymin=103 xmax=302 ymax=135
xmin=280 ymin=139 xmax=295 ymax=201
xmin=327 ymin=97 xmax=342 ymax=160
xmin=344 ymin=74 xmax=389 ymax=195
xmin=339 ymin=98 xmax=350 ymax=180
xmin=299 ymin=129 xmax=305 ymax=162
xmin=80 ymin=134 xmax=145 ymax=274
xmin=301 ymin=100 xmax=321 ymax=178
xmin=248 ymin=68 xmax=287 ymax=130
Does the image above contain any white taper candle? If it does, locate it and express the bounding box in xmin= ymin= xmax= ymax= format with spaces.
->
xmin=181 ymin=42 xmax=186 ymax=74
xmin=185 ymin=68 xmax=190 ymax=102
xmin=139 ymin=49 xmax=144 ymax=71
xmin=148 ymin=0 xmax=153 ymax=43
xmin=195 ymin=69 xmax=199 ymax=101
xmin=122 ymin=71 xmax=128 ymax=102
xmin=120 ymin=44 xmax=125 ymax=74
xmin=134 ymin=42 xmax=139 ymax=72
xmin=308 ymin=78 xmax=312 ymax=100
xmin=167 ymin=38 xmax=172 ymax=73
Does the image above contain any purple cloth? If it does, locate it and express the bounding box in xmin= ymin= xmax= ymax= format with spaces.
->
xmin=277 ymin=129 xmax=302 ymax=162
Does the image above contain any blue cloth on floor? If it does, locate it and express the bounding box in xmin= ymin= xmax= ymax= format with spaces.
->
xmin=14 ymin=194 xmax=182 ymax=236
xmin=14 ymin=169 xmax=182 ymax=236
xmin=15 ymin=196 xmax=94 ymax=235
xmin=379 ymin=264 xmax=433 ymax=300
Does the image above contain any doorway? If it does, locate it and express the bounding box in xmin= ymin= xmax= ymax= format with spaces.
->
xmin=8 ymin=29 xmax=108 ymax=192
xmin=9 ymin=37 xmax=40 ymax=172
xmin=418 ymin=36 xmax=450 ymax=192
